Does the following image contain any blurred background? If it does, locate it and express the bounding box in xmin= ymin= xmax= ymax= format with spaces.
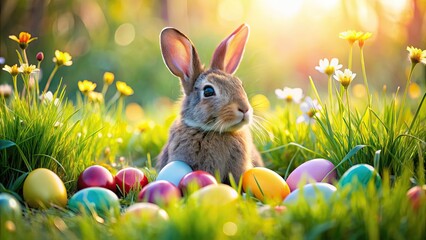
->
xmin=1 ymin=0 xmax=425 ymax=109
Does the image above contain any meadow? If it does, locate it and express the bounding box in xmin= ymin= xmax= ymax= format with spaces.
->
xmin=0 ymin=27 xmax=425 ymax=240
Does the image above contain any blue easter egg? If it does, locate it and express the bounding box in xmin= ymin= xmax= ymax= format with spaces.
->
xmin=283 ymin=183 xmax=337 ymax=205
xmin=156 ymin=161 xmax=193 ymax=187
xmin=0 ymin=193 xmax=22 ymax=222
xmin=68 ymin=187 xmax=120 ymax=217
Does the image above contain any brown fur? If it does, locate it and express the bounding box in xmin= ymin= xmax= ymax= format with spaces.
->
xmin=156 ymin=24 xmax=263 ymax=183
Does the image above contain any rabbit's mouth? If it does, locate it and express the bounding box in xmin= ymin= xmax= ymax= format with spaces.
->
xmin=183 ymin=113 xmax=250 ymax=133
xmin=222 ymin=108 xmax=252 ymax=132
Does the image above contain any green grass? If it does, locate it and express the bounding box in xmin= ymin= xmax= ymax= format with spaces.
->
xmin=1 ymin=170 xmax=425 ymax=240
xmin=1 ymin=31 xmax=426 ymax=239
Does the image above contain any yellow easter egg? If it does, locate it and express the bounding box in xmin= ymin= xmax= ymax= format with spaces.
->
xmin=23 ymin=168 xmax=67 ymax=208
xmin=122 ymin=202 xmax=169 ymax=222
xmin=189 ymin=184 xmax=239 ymax=207
xmin=242 ymin=167 xmax=290 ymax=205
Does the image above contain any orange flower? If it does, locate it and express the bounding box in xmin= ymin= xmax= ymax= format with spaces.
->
xmin=358 ymin=32 xmax=372 ymax=48
xmin=9 ymin=32 xmax=37 ymax=49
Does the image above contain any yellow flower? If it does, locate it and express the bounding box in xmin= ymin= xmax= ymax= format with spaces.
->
xmin=103 ymin=72 xmax=115 ymax=85
xmin=9 ymin=32 xmax=37 ymax=49
xmin=116 ymin=81 xmax=134 ymax=96
xmin=2 ymin=64 xmax=21 ymax=76
xmin=136 ymin=120 xmax=155 ymax=133
xmin=407 ymin=46 xmax=426 ymax=65
xmin=78 ymin=80 xmax=97 ymax=94
xmin=20 ymin=64 xmax=39 ymax=75
xmin=334 ymin=69 xmax=356 ymax=89
xmin=53 ymin=50 xmax=73 ymax=67
xmin=358 ymin=32 xmax=372 ymax=48
xmin=339 ymin=30 xmax=363 ymax=45
xmin=88 ymin=91 xmax=104 ymax=103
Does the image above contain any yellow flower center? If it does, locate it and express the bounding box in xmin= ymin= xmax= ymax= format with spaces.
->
xmin=10 ymin=65 xmax=20 ymax=76
xmin=324 ymin=66 xmax=335 ymax=76
xmin=408 ymin=47 xmax=423 ymax=64
xmin=340 ymin=76 xmax=352 ymax=88
xmin=307 ymin=109 xmax=316 ymax=118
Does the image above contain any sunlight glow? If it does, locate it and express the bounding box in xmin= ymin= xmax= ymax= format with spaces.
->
xmin=263 ymin=0 xmax=304 ymax=19
xmin=218 ymin=0 xmax=244 ymax=22
xmin=115 ymin=23 xmax=135 ymax=46
xmin=319 ymin=0 xmax=339 ymax=11
xmin=379 ymin=0 xmax=409 ymax=21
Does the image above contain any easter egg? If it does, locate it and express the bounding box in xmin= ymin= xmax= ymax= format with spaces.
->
xmin=407 ymin=185 xmax=426 ymax=209
xmin=23 ymin=168 xmax=67 ymax=208
xmin=115 ymin=167 xmax=149 ymax=195
xmin=286 ymin=158 xmax=337 ymax=191
xmin=138 ymin=180 xmax=181 ymax=206
xmin=122 ymin=202 xmax=169 ymax=221
xmin=283 ymin=183 xmax=337 ymax=205
xmin=156 ymin=161 xmax=193 ymax=187
xmin=242 ymin=167 xmax=290 ymax=205
xmin=189 ymin=184 xmax=239 ymax=207
xmin=68 ymin=187 xmax=120 ymax=217
xmin=338 ymin=164 xmax=381 ymax=191
xmin=77 ymin=165 xmax=116 ymax=192
xmin=178 ymin=170 xmax=217 ymax=195
xmin=0 ymin=193 xmax=22 ymax=222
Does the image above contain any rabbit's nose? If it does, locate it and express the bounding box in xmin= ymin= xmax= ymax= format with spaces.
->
xmin=238 ymin=107 xmax=249 ymax=113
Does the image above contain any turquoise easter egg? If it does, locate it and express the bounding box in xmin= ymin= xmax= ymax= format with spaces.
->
xmin=0 ymin=193 xmax=22 ymax=223
xmin=283 ymin=183 xmax=337 ymax=205
xmin=68 ymin=187 xmax=120 ymax=217
xmin=156 ymin=161 xmax=193 ymax=187
xmin=338 ymin=164 xmax=381 ymax=191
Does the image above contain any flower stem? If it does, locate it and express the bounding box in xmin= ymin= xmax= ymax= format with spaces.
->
xmin=22 ymin=49 xmax=29 ymax=65
xmin=360 ymin=47 xmax=373 ymax=132
xmin=117 ymin=96 xmax=124 ymax=122
xmin=345 ymin=89 xmax=352 ymax=149
xmin=43 ymin=65 xmax=59 ymax=95
xmin=328 ymin=75 xmax=333 ymax=109
xmin=106 ymin=92 xmax=120 ymax=112
xmin=397 ymin=62 xmax=416 ymax=129
xmin=102 ymin=84 xmax=109 ymax=96
xmin=348 ymin=45 xmax=353 ymax=70
xmin=360 ymin=47 xmax=371 ymax=106
xmin=12 ymin=76 xmax=19 ymax=99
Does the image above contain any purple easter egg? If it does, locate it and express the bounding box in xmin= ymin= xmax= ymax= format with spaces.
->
xmin=286 ymin=158 xmax=337 ymax=191
xmin=138 ymin=180 xmax=181 ymax=206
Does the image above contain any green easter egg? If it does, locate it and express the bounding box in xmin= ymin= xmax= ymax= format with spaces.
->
xmin=0 ymin=193 xmax=22 ymax=222
xmin=68 ymin=187 xmax=120 ymax=217
xmin=338 ymin=164 xmax=381 ymax=191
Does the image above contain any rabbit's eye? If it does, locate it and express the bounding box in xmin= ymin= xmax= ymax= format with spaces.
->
xmin=203 ymin=86 xmax=216 ymax=97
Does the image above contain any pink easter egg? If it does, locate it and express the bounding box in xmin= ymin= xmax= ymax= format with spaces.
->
xmin=286 ymin=158 xmax=337 ymax=191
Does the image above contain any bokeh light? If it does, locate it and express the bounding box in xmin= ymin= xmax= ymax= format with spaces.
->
xmin=115 ymin=23 xmax=136 ymax=46
xmin=0 ymin=0 xmax=424 ymax=108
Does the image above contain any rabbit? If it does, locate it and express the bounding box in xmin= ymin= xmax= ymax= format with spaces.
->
xmin=156 ymin=23 xmax=264 ymax=183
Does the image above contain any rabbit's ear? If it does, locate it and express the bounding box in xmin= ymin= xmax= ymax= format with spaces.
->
xmin=160 ymin=27 xmax=202 ymax=95
xmin=211 ymin=24 xmax=250 ymax=75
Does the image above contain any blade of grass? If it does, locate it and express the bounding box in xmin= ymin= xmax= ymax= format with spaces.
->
xmin=322 ymin=145 xmax=369 ymax=180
